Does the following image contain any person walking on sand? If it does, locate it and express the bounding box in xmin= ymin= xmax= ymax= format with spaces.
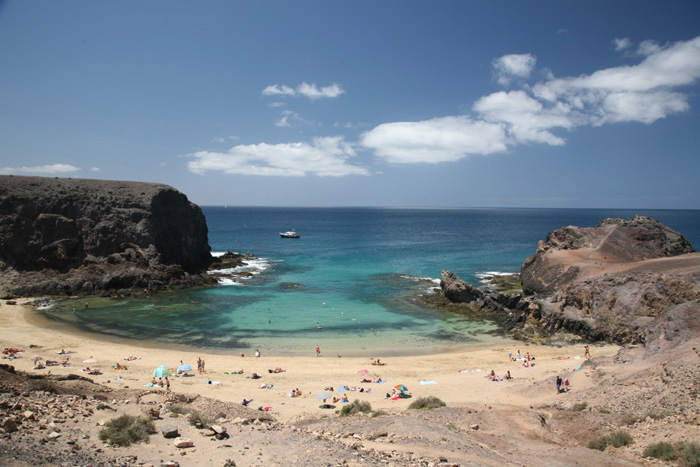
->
xmin=584 ymin=345 xmax=590 ymax=359
xmin=316 ymin=345 xmax=320 ymax=357
xmin=556 ymin=375 xmax=562 ymax=393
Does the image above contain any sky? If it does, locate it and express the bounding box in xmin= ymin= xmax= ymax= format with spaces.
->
xmin=1 ymin=1 xmax=699 ymax=209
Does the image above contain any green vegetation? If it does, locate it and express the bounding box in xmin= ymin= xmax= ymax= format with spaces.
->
xmin=188 ymin=411 xmax=212 ymax=427
xmin=643 ymin=442 xmax=676 ymax=461
xmin=444 ymin=423 xmax=458 ymax=430
xmin=169 ymin=404 xmax=186 ymax=415
xmin=408 ymin=396 xmax=446 ymax=410
xmin=598 ymin=408 xmax=611 ymax=414
xmin=98 ymin=414 xmax=155 ymax=446
xmin=644 ymin=442 xmax=700 ymax=466
xmin=619 ymin=412 xmax=639 ymax=426
xmin=572 ymin=402 xmax=588 ymax=412
xmin=587 ymin=430 xmax=633 ymax=451
xmin=339 ymin=400 xmax=372 ymax=416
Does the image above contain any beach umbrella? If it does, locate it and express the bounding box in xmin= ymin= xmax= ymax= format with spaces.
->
xmin=315 ymin=393 xmax=333 ymax=402
xmin=394 ymin=384 xmax=408 ymax=392
xmin=153 ymin=365 xmax=170 ymax=377
xmin=83 ymin=358 xmax=98 ymax=364
xmin=31 ymin=356 xmax=42 ymax=362
xmin=357 ymin=369 xmax=369 ymax=375
xmin=178 ymin=364 xmax=193 ymax=373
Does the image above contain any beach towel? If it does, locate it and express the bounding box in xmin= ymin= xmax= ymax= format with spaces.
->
xmin=420 ymin=381 xmax=437 ymax=385
xmin=573 ymin=365 xmax=582 ymax=371
xmin=340 ymin=400 xmax=350 ymax=403
xmin=338 ymin=386 xmax=346 ymax=392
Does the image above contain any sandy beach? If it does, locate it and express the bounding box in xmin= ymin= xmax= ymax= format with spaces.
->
xmin=1 ymin=300 xmax=618 ymax=423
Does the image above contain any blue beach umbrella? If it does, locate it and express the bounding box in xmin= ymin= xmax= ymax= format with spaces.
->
xmin=153 ymin=365 xmax=170 ymax=377
xmin=178 ymin=364 xmax=193 ymax=373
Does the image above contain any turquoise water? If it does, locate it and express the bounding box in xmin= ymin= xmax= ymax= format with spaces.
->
xmin=38 ymin=207 xmax=700 ymax=356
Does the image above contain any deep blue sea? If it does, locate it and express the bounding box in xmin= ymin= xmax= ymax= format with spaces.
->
xmin=41 ymin=207 xmax=700 ymax=356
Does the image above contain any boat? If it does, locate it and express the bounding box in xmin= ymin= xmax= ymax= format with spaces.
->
xmin=280 ymin=230 xmax=300 ymax=238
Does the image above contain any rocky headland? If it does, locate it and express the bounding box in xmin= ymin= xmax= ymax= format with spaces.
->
xmin=437 ymin=215 xmax=700 ymax=350
xmin=0 ymin=176 xmax=253 ymax=298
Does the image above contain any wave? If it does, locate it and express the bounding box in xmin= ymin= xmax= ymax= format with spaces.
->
xmin=208 ymin=256 xmax=281 ymax=286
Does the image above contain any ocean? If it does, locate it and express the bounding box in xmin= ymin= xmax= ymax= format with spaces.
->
xmin=38 ymin=207 xmax=700 ymax=356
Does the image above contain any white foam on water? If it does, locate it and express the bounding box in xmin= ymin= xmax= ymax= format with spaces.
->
xmin=476 ymin=271 xmax=518 ymax=284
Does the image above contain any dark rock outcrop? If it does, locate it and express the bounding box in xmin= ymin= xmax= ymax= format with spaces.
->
xmin=0 ymin=176 xmax=215 ymax=296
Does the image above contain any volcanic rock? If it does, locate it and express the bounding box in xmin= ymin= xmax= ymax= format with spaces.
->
xmin=519 ymin=216 xmax=700 ymax=346
xmin=0 ymin=176 xmax=215 ymax=297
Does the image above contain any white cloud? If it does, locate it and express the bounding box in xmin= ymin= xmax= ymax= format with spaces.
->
xmin=598 ymin=90 xmax=690 ymax=125
xmin=187 ymin=136 xmax=368 ymax=177
xmin=533 ymin=36 xmax=700 ymax=124
xmin=492 ymin=54 xmax=536 ymax=86
xmin=0 ymin=163 xmax=80 ymax=175
xmin=90 ymin=167 xmax=100 ymax=172
xmin=261 ymin=82 xmax=345 ymax=100
xmin=360 ymin=36 xmax=700 ymax=165
xmin=262 ymin=84 xmax=295 ymax=97
xmin=297 ymin=82 xmax=345 ymax=99
xmin=613 ymin=37 xmax=632 ymax=52
xmin=360 ymin=116 xmax=508 ymax=164
xmin=473 ymin=90 xmax=573 ymax=145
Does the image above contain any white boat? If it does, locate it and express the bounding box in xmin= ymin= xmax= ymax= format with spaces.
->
xmin=280 ymin=230 xmax=300 ymax=238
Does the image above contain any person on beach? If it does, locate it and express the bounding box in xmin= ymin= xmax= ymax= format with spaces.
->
xmin=165 ymin=376 xmax=170 ymax=391
xmin=316 ymin=345 xmax=320 ymax=357
xmin=508 ymin=349 xmax=512 ymax=360
xmin=584 ymin=345 xmax=590 ymax=359
xmin=255 ymin=349 xmax=261 ymax=358
xmin=556 ymin=375 xmax=562 ymax=393
xmin=517 ymin=350 xmax=521 ymax=360
xmin=241 ymin=398 xmax=252 ymax=406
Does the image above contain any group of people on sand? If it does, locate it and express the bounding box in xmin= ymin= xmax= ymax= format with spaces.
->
xmin=197 ymin=357 xmax=205 ymax=374
xmin=485 ymin=369 xmax=513 ymax=382
xmin=371 ymin=358 xmax=385 ymax=366
xmin=268 ymin=367 xmax=285 ymax=373
xmin=2 ymin=347 xmax=23 ymax=359
xmin=290 ymin=388 xmax=303 ymax=398
xmin=555 ymin=375 xmax=570 ymax=393
xmin=151 ymin=376 xmax=170 ymax=390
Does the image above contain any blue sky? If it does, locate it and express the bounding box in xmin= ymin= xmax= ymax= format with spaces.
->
xmin=1 ymin=1 xmax=699 ymax=209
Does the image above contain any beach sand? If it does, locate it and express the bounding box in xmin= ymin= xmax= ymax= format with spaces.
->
xmin=1 ymin=300 xmax=618 ymax=424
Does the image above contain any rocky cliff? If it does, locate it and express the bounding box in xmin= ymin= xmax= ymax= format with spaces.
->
xmin=438 ymin=216 xmax=700 ymax=349
xmin=0 ymin=176 xmax=215 ymax=296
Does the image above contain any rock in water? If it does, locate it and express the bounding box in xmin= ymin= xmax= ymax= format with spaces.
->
xmin=0 ymin=176 xmax=215 ymax=296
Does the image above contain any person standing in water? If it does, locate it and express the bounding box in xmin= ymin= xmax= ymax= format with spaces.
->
xmin=316 ymin=345 xmax=320 ymax=357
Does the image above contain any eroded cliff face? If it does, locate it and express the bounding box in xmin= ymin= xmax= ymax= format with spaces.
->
xmin=439 ymin=216 xmax=700 ymax=349
xmin=518 ymin=216 xmax=700 ymax=344
xmin=0 ymin=176 xmax=215 ymax=296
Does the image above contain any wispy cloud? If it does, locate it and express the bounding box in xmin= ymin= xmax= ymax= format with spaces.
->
xmin=187 ymin=136 xmax=368 ymax=177
xmin=262 ymin=82 xmax=346 ymax=100
xmin=0 ymin=163 xmax=81 ymax=175
xmin=613 ymin=37 xmax=632 ymax=52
